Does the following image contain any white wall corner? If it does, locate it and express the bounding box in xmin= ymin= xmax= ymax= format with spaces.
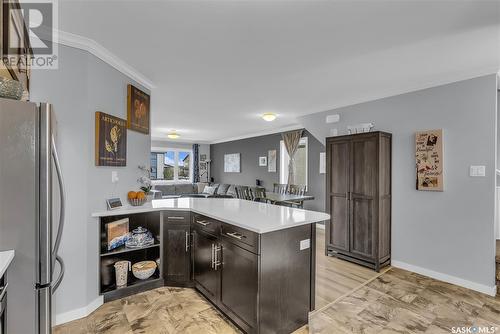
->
xmin=54 ymin=295 xmax=103 ymax=326
xmin=391 ymin=260 xmax=497 ymax=297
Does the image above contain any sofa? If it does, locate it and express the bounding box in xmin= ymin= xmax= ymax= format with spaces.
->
xmin=153 ymin=183 xmax=246 ymax=199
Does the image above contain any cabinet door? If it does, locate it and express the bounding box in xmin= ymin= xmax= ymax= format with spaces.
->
xmin=219 ymin=240 xmax=258 ymax=333
xmin=326 ymin=140 xmax=350 ymax=252
xmin=164 ymin=223 xmax=191 ymax=283
xmin=349 ymin=136 xmax=378 ymax=260
xmin=192 ymin=230 xmax=219 ymax=303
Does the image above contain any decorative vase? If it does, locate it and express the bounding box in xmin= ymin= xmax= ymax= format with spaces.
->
xmin=114 ymin=260 xmax=131 ymax=288
xmin=0 ymin=77 xmax=24 ymax=100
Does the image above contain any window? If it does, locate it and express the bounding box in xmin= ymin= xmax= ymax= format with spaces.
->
xmin=280 ymin=137 xmax=308 ymax=188
xmin=150 ymin=149 xmax=192 ymax=182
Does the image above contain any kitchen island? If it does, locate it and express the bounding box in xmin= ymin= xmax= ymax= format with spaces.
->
xmin=93 ymin=198 xmax=329 ymax=334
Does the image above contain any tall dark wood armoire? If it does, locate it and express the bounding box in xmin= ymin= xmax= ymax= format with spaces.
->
xmin=325 ymin=131 xmax=391 ymax=272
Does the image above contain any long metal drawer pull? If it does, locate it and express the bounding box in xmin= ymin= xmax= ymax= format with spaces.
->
xmin=214 ymin=245 xmax=222 ymax=270
xmin=196 ymin=220 xmax=210 ymax=226
xmin=0 ymin=283 xmax=8 ymax=301
xmin=226 ymin=232 xmax=243 ymax=240
xmin=211 ymin=244 xmax=215 ymax=269
xmin=168 ymin=216 xmax=185 ymax=220
xmin=185 ymin=232 xmax=189 ymax=252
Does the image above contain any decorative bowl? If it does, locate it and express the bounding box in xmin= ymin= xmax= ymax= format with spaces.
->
xmin=125 ymin=226 xmax=154 ymax=248
xmin=132 ymin=261 xmax=156 ymax=280
xmin=128 ymin=198 xmax=146 ymax=206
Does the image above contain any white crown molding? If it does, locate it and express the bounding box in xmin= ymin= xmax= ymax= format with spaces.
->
xmin=391 ymin=260 xmax=497 ymax=296
xmin=55 ymin=29 xmax=155 ymax=91
xmin=54 ymin=295 xmax=103 ymax=326
xmin=210 ymin=124 xmax=303 ymax=144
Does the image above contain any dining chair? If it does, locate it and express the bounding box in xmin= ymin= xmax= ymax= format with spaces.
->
xmin=288 ymin=184 xmax=306 ymax=196
xmin=251 ymin=187 xmax=267 ymax=203
xmin=236 ymin=186 xmax=253 ymax=201
xmin=284 ymin=184 xmax=307 ymax=208
xmin=273 ymin=183 xmax=288 ymax=195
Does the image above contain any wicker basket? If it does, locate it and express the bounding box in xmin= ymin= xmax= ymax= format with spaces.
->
xmin=128 ymin=198 xmax=147 ymax=206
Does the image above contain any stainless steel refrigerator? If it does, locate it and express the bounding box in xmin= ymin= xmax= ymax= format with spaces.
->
xmin=0 ymin=98 xmax=66 ymax=334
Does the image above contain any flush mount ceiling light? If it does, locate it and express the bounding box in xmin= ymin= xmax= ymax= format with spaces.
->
xmin=167 ymin=131 xmax=180 ymax=139
xmin=261 ymin=113 xmax=277 ymax=122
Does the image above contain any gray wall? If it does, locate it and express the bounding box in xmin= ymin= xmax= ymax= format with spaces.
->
xmin=210 ymin=130 xmax=325 ymax=211
xmin=30 ymin=45 xmax=151 ymax=319
xmin=298 ymin=74 xmax=498 ymax=290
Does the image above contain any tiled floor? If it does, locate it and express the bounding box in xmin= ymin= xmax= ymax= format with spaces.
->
xmin=53 ymin=287 xmax=241 ymax=334
xmin=55 ymin=228 xmax=500 ymax=333
xmin=309 ymin=267 xmax=500 ymax=334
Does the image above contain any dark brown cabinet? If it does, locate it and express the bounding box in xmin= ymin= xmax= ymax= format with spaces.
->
xmin=219 ymin=239 xmax=258 ymax=333
xmin=1 ymin=0 xmax=31 ymax=98
xmin=191 ymin=215 xmax=313 ymax=334
xmin=192 ymin=228 xmax=219 ymax=303
xmin=163 ymin=212 xmax=191 ymax=284
xmin=326 ymin=131 xmax=391 ymax=271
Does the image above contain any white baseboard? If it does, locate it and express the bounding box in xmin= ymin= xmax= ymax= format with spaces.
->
xmin=54 ymin=295 xmax=103 ymax=326
xmin=391 ymin=260 xmax=497 ymax=296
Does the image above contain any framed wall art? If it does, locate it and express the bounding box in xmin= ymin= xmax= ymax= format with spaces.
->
xmin=224 ymin=153 xmax=240 ymax=173
xmin=127 ymin=84 xmax=150 ymax=134
xmin=95 ymin=112 xmax=127 ymax=166
xmin=259 ymin=156 xmax=267 ymax=166
xmin=416 ymin=129 xmax=443 ymax=191
xmin=268 ymin=149 xmax=277 ymax=172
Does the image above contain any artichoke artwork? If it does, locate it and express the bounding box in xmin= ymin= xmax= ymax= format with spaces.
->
xmin=105 ymin=125 xmax=121 ymax=156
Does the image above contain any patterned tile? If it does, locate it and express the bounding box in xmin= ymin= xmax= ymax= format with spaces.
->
xmin=309 ymin=268 xmax=500 ymax=334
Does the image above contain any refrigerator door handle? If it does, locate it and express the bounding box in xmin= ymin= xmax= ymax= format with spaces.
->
xmin=51 ymin=135 xmax=65 ymax=281
xmin=52 ymin=255 xmax=64 ymax=292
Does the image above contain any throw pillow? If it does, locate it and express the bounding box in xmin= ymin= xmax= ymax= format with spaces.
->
xmin=202 ymin=186 xmax=217 ymax=195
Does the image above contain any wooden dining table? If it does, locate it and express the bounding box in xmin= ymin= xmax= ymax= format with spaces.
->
xmin=255 ymin=192 xmax=314 ymax=205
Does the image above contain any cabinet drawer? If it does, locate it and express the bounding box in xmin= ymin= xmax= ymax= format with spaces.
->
xmin=164 ymin=211 xmax=190 ymax=223
xmin=221 ymin=223 xmax=260 ymax=254
xmin=192 ymin=214 xmax=220 ymax=236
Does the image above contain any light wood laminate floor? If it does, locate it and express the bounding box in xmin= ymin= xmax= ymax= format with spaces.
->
xmin=315 ymin=227 xmax=380 ymax=309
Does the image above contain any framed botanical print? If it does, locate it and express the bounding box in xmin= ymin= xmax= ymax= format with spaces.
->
xmin=95 ymin=112 xmax=127 ymax=166
xmin=127 ymin=84 xmax=150 ymax=134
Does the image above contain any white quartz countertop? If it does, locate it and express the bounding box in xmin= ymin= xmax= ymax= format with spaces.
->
xmin=92 ymin=198 xmax=330 ymax=234
xmin=0 ymin=250 xmax=14 ymax=278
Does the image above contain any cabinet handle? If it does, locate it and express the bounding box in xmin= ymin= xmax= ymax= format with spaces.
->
xmin=168 ymin=216 xmax=185 ymax=220
xmin=185 ymin=231 xmax=189 ymax=252
xmin=226 ymin=232 xmax=243 ymax=240
xmin=211 ymin=243 xmax=215 ymax=269
xmin=196 ymin=220 xmax=210 ymax=226
xmin=214 ymin=245 xmax=222 ymax=270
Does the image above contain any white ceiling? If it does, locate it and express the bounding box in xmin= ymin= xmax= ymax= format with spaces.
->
xmin=58 ymin=0 xmax=500 ymax=143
